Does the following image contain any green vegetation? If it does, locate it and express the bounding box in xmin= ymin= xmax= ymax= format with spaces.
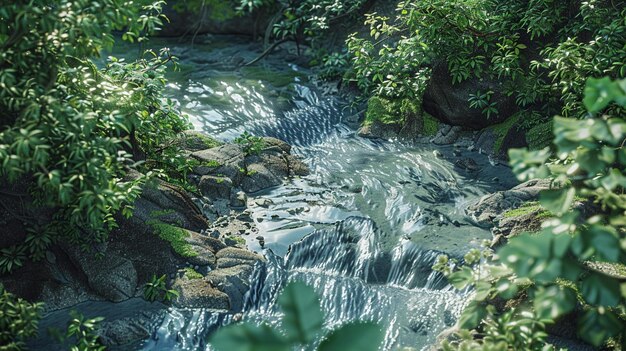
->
xmin=184 ymin=267 xmax=203 ymax=280
xmin=144 ymin=274 xmax=180 ymax=302
xmin=210 ymin=281 xmax=383 ymax=351
xmin=0 ymin=0 xmax=195 ymax=273
xmin=49 ymin=311 xmax=105 ymax=351
xmin=346 ymin=0 xmax=626 ymax=135
xmin=422 ymin=113 xmax=439 ymax=137
xmin=148 ymin=220 xmax=198 ymax=258
xmin=0 ymin=286 xmax=42 ymax=350
xmin=502 ymin=202 xmax=551 ymax=220
xmin=435 ymin=78 xmax=626 ymax=349
xmin=234 ymin=131 xmax=266 ymax=156
xmin=488 ymin=114 xmax=522 ymax=154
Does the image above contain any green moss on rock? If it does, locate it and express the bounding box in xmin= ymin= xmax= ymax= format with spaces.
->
xmin=503 ymin=202 xmax=552 ymax=219
xmin=488 ymin=113 xmax=522 ymax=153
xmin=184 ymin=267 xmax=203 ymax=280
xmin=423 ymin=112 xmax=439 ymax=136
xmin=148 ymin=220 xmax=198 ymax=258
xmin=526 ymin=122 xmax=553 ymax=150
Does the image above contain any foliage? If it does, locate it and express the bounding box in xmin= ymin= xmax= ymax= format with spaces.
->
xmin=468 ymin=91 xmax=498 ymax=120
xmin=234 ymin=132 xmax=266 ymax=156
xmin=0 ymin=285 xmax=42 ymax=351
xmin=48 ymin=311 xmax=105 ymax=351
xmin=0 ymin=0 xmax=193 ymax=273
xmin=435 ymin=77 xmax=626 ymax=349
xmin=143 ymin=274 xmax=179 ymax=302
xmin=319 ymin=52 xmax=350 ymax=81
xmin=345 ymin=0 xmax=626 ymax=127
xmin=210 ymin=282 xmax=383 ymax=351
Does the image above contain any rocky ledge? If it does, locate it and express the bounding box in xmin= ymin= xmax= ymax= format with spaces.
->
xmin=1 ymin=131 xmax=308 ymax=348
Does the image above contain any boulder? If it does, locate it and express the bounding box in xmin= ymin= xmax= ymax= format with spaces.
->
xmin=423 ymin=62 xmax=516 ymax=129
xmin=205 ymin=264 xmax=256 ymax=312
xmin=62 ymin=245 xmax=137 ymax=302
xmin=199 ymin=176 xmax=233 ymax=200
xmin=178 ymin=130 xmax=221 ymax=152
xmin=357 ymin=121 xmax=401 ymax=139
xmin=172 ymin=278 xmax=230 ymax=309
xmin=191 ymin=137 xmax=308 ymax=195
xmin=130 ymin=172 xmax=209 ymax=232
xmin=466 ymin=179 xmax=553 ymax=226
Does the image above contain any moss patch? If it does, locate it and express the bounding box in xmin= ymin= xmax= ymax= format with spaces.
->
xmin=423 ymin=112 xmax=439 ymax=136
xmin=503 ymin=202 xmax=552 ymax=219
xmin=526 ymin=121 xmax=553 ymax=150
xmin=191 ymin=134 xmax=222 ymax=150
xmin=148 ymin=220 xmax=197 ymax=258
xmin=487 ymin=113 xmax=522 ymax=153
xmin=240 ymin=66 xmax=307 ymax=88
xmin=227 ymin=235 xmax=246 ymax=245
xmin=364 ymin=96 xmax=405 ymax=125
xmin=183 ymin=267 xmax=203 ymax=280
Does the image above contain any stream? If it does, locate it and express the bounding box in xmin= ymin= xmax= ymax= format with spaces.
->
xmin=39 ymin=35 xmax=517 ymax=350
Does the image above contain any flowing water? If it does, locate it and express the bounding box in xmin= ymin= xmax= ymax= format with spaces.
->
xmin=42 ymin=35 xmax=518 ymax=350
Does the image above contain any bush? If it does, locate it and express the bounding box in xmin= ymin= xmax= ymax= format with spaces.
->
xmin=435 ymin=77 xmax=626 ymax=349
xmin=0 ymin=1 xmax=191 ymax=272
xmin=346 ymin=0 xmax=626 ymax=123
xmin=0 ymin=285 xmax=42 ymax=350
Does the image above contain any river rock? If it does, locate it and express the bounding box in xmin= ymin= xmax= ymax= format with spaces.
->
xmin=204 ymin=264 xmax=256 ymax=312
xmin=172 ymin=278 xmax=230 ymax=309
xmin=423 ymin=62 xmax=516 ymax=129
xmin=97 ymin=310 xmax=165 ymax=348
xmin=466 ymin=179 xmax=553 ymax=226
xmin=230 ymin=190 xmax=247 ymax=208
xmin=191 ymin=136 xmax=308 ymax=195
xmin=431 ymin=125 xmax=462 ymax=145
xmin=357 ymin=120 xmax=401 ymax=139
xmin=61 ymin=245 xmax=137 ymax=303
xmin=199 ymin=176 xmax=233 ymax=199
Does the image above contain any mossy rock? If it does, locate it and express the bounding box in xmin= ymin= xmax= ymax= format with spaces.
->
xmin=485 ymin=113 xmax=523 ymax=154
xmin=526 ymin=122 xmax=553 ymax=150
xmin=180 ymin=130 xmax=222 ymax=152
xmin=364 ymin=96 xmax=404 ymax=126
xmin=148 ymin=220 xmax=198 ymax=258
xmin=422 ymin=112 xmax=439 ymax=137
xmin=363 ymin=96 xmax=438 ymax=137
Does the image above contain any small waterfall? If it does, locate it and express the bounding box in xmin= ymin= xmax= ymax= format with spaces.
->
xmin=242 ymin=217 xmax=468 ymax=350
xmin=142 ymin=310 xmax=233 ymax=351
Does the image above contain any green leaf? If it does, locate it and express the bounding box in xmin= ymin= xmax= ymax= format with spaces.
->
xmin=580 ymin=273 xmax=621 ymax=307
xmin=448 ymin=267 xmax=474 ymax=290
xmin=584 ymin=77 xmax=618 ymax=113
xmin=317 ymin=322 xmax=383 ymax=351
xmin=540 ymin=187 xmax=575 ymax=216
xmin=279 ymin=281 xmax=324 ymax=344
xmin=578 ymin=309 xmax=623 ymax=347
xmin=210 ymin=323 xmax=289 ymax=351
xmin=533 ymin=285 xmax=576 ymax=320
xmin=458 ymin=301 xmax=487 ymax=329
